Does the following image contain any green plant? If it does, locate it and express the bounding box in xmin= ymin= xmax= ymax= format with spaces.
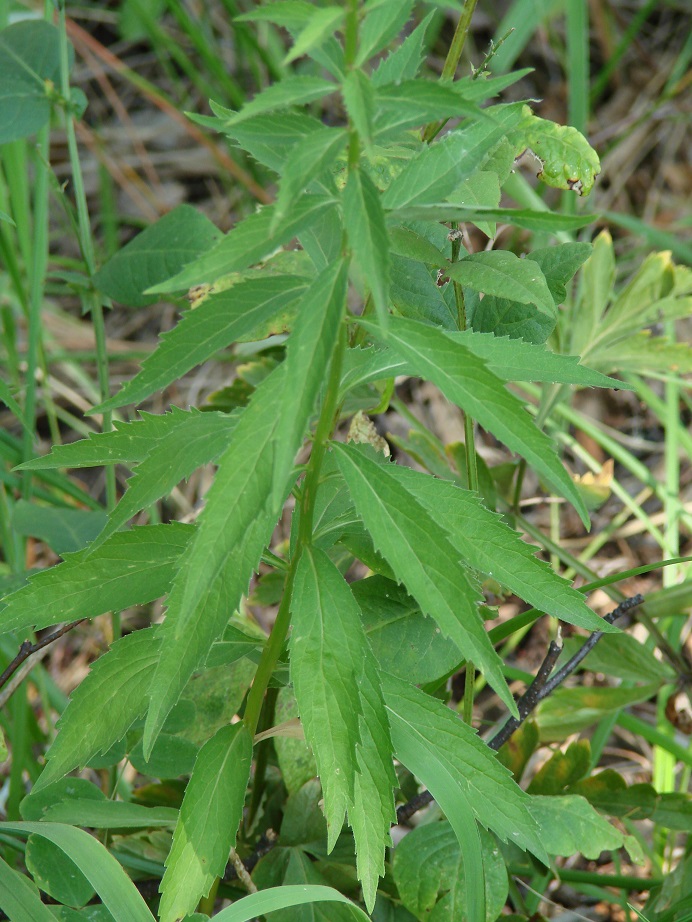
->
xmin=0 ymin=2 xmax=690 ymax=920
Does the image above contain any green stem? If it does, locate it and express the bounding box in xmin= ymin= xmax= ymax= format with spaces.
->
xmin=244 ymin=327 xmax=348 ymax=738
xmin=57 ymin=9 xmax=116 ymax=513
xmin=422 ymin=0 xmax=479 ymax=143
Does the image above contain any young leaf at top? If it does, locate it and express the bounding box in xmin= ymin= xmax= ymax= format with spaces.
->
xmin=447 ymin=250 xmax=556 ymax=318
xmin=331 ymin=443 xmax=515 ymax=714
xmin=159 ymin=723 xmax=252 ymax=922
xmin=93 ymin=205 xmax=222 ymax=307
xmin=361 ymin=316 xmax=590 ymax=525
xmin=94 ymin=275 xmax=307 ymax=413
xmin=343 ymin=167 xmax=390 ymax=326
xmin=284 ymin=7 xmax=344 ymax=65
xmin=272 ymin=260 xmax=348 ymax=504
xmin=0 ymin=524 xmax=192 ymax=635
xmin=146 ymin=196 xmax=333 ymax=295
xmin=290 ymin=547 xmax=396 ymax=908
xmin=143 ymin=366 xmax=290 ymax=757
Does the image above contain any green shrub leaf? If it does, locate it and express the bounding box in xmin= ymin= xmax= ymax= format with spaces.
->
xmin=361 ymin=316 xmax=590 ymax=524
xmin=0 ymin=524 xmax=192 ymax=635
xmin=528 ymin=795 xmax=626 ymax=858
xmin=143 ymin=367 xmax=289 ymax=756
xmin=447 ymin=250 xmax=555 ymax=317
xmin=343 ymin=167 xmax=390 ymax=325
xmin=94 ymin=275 xmax=307 ymax=412
xmin=159 ymin=723 xmax=252 ymax=922
xmin=332 ymin=443 xmax=514 ymax=713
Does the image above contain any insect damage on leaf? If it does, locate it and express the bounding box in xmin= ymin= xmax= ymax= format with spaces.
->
xmin=510 ymin=105 xmax=601 ymax=195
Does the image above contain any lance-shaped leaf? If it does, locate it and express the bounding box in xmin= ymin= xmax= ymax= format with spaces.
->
xmin=94 ymin=275 xmax=306 ymax=413
xmin=342 ymin=69 xmax=375 ymax=153
xmin=387 ymin=204 xmax=597 ymax=232
xmin=33 ymin=628 xmax=160 ymax=792
xmin=272 ymin=260 xmax=348 ymax=504
xmin=290 ymin=548 xmax=396 ymax=889
xmin=284 ymin=7 xmax=344 ymax=65
xmin=146 ymin=196 xmax=334 ymax=294
xmin=219 ymin=75 xmax=337 ymax=126
xmin=362 ymin=317 xmax=590 ymax=525
xmin=343 ymin=167 xmax=390 ymax=325
xmin=381 ymin=104 xmax=524 ymax=210
xmin=89 ymin=411 xmax=238 ymax=552
xmin=373 ymin=79 xmax=481 ymax=137
xmin=159 ymin=723 xmax=252 ymax=922
xmin=0 ymin=854 xmax=58 ymax=922
xmin=386 ymin=466 xmax=615 ymax=634
xmin=272 ymin=127 xmax=347 ymax=230
xmin=143 ymin=366 xmax=289 ymax=757
xmin=207 ymin=886 xmax=371 ymax=922
xmin=0 ymin=524 xmax=193 ymax=635
xmin=17 ymin=408 xmax=205 ymax=470
xmin=382 ymin=672 xmax=548 ymax=862
xmin=331 ymin=443 xmax=514 ymax=713
xmin=447 ymin=250 xmax=555 ymax=318
xmin=356 ymin=0 xmax=415 ymax=65
xmin=371 ymin=11 xmax=433 ymax=87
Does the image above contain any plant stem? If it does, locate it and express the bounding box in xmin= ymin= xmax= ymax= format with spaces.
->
xmin=244 ymin=326 xmax=347 ymax=738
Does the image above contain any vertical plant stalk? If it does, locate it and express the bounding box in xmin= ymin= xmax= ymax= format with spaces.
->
xmin=57 ymin=9 xmax=116 ymax=514
xmin=422 ymin=0 xmax=479 ymax=142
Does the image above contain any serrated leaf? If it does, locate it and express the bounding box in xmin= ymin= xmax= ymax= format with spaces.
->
xmin=235 ymin=2 xmax=313 ymax=26
xmin=509 ymin=106 xmax=601 ymax=195
xmin=332 ymin=443 xmax=514 ymax=712
xmin=93 ymin=206 xmax=222 ymax=307
xmin=441 ymin=330 xmax=627 ymax=389
xmin=354 ymin=576 xmax=463 ymax=684
xmin=356 ymin=0 xmax=415 ymax=65
xmin=0 ymin=21 xmax=71 ymax=144
xmin=290 ymin=548 xmax=395 ymax=892
xmin=272 ymin=127 xmax=347 ymax=230
xmin=385 ymin=465 xmax=612 ymax=633
xmin=469 ymin=293 xmax=555 ymax=343
xmin=94 ymin=275 xmax=306 ymax=412
xmin=0 ymin=524 xmax=192 ymax=635
xmin=382 ymin=671 xmax=548 ymax=859
xmin=342 ymin=69 xmax=375 ymax=153
xmin=219 ymin=75 xmax=336 ymax=126
xmin=284 ymin=7 xmax=344 ymax=64
xmin=447 ymin=251 xmax=555 ymax=317
xmin=17 ymin=409 xmax=200 ymax=470
xmin=388 ymin=204 xmax=596 ymax=232
xmin=159 ymin=724 xmax=252 ymax=922
xmin=393 ymin=822 xmax=508 ymax=922
xmin=143 ymin=366 xmax=289 ymax=756
xmin=371 ymin=11 xmax=434 ymax=87
xmin=452 ymin=68 xmax=534 ymax=103
xmin=343 ymin=167 xmax=390 ymax=325
xmin=33 ymin=628 xmax=160 ymax=791
xmin=360 ymin=316 xmax=590 ymax=525
xmin=529 ymin=795 xmax=625 ymax=857
xmin=273 ymin=260 xmax=347 ymax=503
xmin=382 ymin=104 xmax=524 ymax=210
xmin=373 ymin=79 xmax=481 ymax=138
xmin=146 ymin=196 xmax=334 ymax=294
xmin=90 ymin=410 xmax=238 ymax=551
xmin=526 ymin=242 xmax=592 ymax=305
xmin=212 ymin=110 xmax=325 ymax=173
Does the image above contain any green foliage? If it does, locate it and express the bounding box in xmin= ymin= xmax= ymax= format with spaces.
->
xmin=0 ymin=4 xmax=687 ymax=921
